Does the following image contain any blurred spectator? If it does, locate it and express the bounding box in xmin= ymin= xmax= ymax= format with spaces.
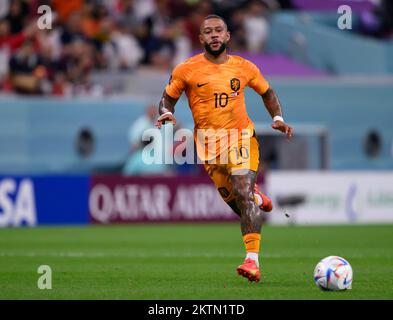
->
xmin=379 ymin=0 xmax=393 ymax=38
xmin=110 ymin=0 xmax=143 ymax=32
xmin=0 ymin=1 xmax=10 ymax=19
xmin=137 ymin=15 xmax=176 ymax=68
xmin=276 ymin=0 xmax=294 ymax=9
xmin=51 ymin=71 xmax=72 ymax=96
xmin=59 ymin=11 xmax=87 ymax=45
xmin=0 ymin=0 xmax=277 ymax=96
xmin=171 ymin=18 xmax=192 ymax=67
xmin=123 ymin=103 xmax=171 ymax=176
xmin=80 ymin=2 xmax=103 ymax=39
xmin=75 ymin=127 xmax=95 ymax=158
xmin=9 ymin=39 xmax=43 ymax=94
xmin=355 ymin=0 xmax=393 ymax=39
xmin=183 ymin=0 xmax=213 ymax=50
xmin=128 ymin=104 xmax=157 ymax=152
xmin=0 ymin=18 xmax=27 ymax=84
xmin=5 ymin=0 xmax=30 ymax=34
xmin=52 ymin=0 xmax=83 ymax=24
xmin=168 ymin=0 xmax=192 ymax=19
xmin=229 ymin=9 xmax=247 ymax=51
xmin=103 ymin=20 xmax=143 ymax=70
xmin=131 ymin=1 xmax=175 ymax=68
xmin=122 ymin=137 xmax=170 ymax=176
xmin=364 ymin=130 xmax=382 ymax=158
xmin=243 ymin=0 xmax=270 ymax=53
xmin=133 ymin=0 xmax=156 ymax=22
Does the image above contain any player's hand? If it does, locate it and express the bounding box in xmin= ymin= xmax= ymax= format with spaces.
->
xmin=155 ymin=112 xmax=177 ymax=129
xmin=272 ymin=120 xmax=293 ymax=140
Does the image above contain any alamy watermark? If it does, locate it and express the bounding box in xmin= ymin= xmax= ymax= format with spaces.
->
xmin=140 ymin=125 xmax=253 ymax=169
xmin=37 ymin=5 xmax=53 ymax=30
xmin=337 ymin=5 xmax=352 ymax=30
xmin=37 ymin=265 xmax=52 ymax=289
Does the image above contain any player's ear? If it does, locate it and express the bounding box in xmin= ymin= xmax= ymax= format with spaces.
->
xmin=199 ymin=33 xmax=204 ymax=45
xmin=226 ymin=31 xmax=230 ymax=42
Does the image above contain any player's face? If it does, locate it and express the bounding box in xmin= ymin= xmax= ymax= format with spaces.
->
xmin=199 ymin=18 xmax=230 ymax=56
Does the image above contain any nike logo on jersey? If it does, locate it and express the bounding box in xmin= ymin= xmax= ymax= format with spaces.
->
xmin=197 ymin=82 xmax=209 ymax=87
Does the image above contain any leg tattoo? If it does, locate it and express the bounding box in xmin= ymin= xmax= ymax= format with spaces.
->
xmin=231 ymin=171 xmax=264 ymax=235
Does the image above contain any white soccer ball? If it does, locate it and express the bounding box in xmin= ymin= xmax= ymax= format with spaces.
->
xmin=313 ymin=256 xmax=353 ymax=291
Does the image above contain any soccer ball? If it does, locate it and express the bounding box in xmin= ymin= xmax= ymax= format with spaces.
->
xmin=313 ymin=256 xmax=353 ymax=291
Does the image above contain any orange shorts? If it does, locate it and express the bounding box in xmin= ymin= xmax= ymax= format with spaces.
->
xmin=203 ymin=135 xmax=260 ymax=203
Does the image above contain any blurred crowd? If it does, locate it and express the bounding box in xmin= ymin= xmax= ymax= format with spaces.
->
xmin=0 ymin=0 xmax=283 ymax=97
xmin=0 ymin=0 xmax=392 ymax=97
xmin=358 ymin=0 xmax=393 ymax=39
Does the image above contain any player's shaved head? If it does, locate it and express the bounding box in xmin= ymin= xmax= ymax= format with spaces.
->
xmin=200 ymin=14 xmax=228 ymax=33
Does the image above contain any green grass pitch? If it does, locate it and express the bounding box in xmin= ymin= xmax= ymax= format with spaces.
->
xmin=0 ymin=223 xmax=392 ymax=299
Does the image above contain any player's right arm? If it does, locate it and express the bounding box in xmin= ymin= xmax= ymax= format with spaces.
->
xmin=155 ymin=63 xmax=188 ymax=129
xmin=155 ymin=91 xmax=178 ymax=129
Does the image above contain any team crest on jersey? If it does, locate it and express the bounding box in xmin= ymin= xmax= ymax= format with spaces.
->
xmin=230 ymin=78 xmax=240 ymax=92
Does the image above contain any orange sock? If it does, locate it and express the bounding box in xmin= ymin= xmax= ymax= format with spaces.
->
xmin=243 ymin=233 xmax=261 ymax=253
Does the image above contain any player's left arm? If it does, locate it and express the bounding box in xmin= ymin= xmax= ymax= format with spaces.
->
xmin=246 ymin=61 xmax=293 ymax=140
xmin=261 ymin=88 xmax=293 ymax=140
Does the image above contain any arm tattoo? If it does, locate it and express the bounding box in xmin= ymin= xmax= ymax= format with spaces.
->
xmin=231 ymin=171 xmax=265 ymax=235
xmin=158 ymin=91 xmax=178 ymax=115
xmin=261 ymin=87 xmax=283 ymax=118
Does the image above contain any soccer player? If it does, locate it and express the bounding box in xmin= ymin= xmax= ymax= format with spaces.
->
xmin=155 ymin=15 xmax=293 ymax=282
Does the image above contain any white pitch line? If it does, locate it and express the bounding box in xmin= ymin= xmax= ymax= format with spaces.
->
xmin=0 ymin=251 xmax=389 ymax=259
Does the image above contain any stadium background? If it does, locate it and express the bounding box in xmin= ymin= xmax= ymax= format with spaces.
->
xmin=0 ymin=0 xmax=393 ymax=300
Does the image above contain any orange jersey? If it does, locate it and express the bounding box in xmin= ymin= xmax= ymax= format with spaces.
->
xmin=165 ymin=53 xmax=270 ymax=160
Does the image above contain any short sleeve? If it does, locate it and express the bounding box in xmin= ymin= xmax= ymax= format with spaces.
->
xmin=246 ymin=61 xmax=270 ymax=95
xmin=165 ymin=64 xmax=187 ymax=99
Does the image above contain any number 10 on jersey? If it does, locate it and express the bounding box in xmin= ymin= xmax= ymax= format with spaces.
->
xmin=214 ymin=93 xmax=229 ymax=108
